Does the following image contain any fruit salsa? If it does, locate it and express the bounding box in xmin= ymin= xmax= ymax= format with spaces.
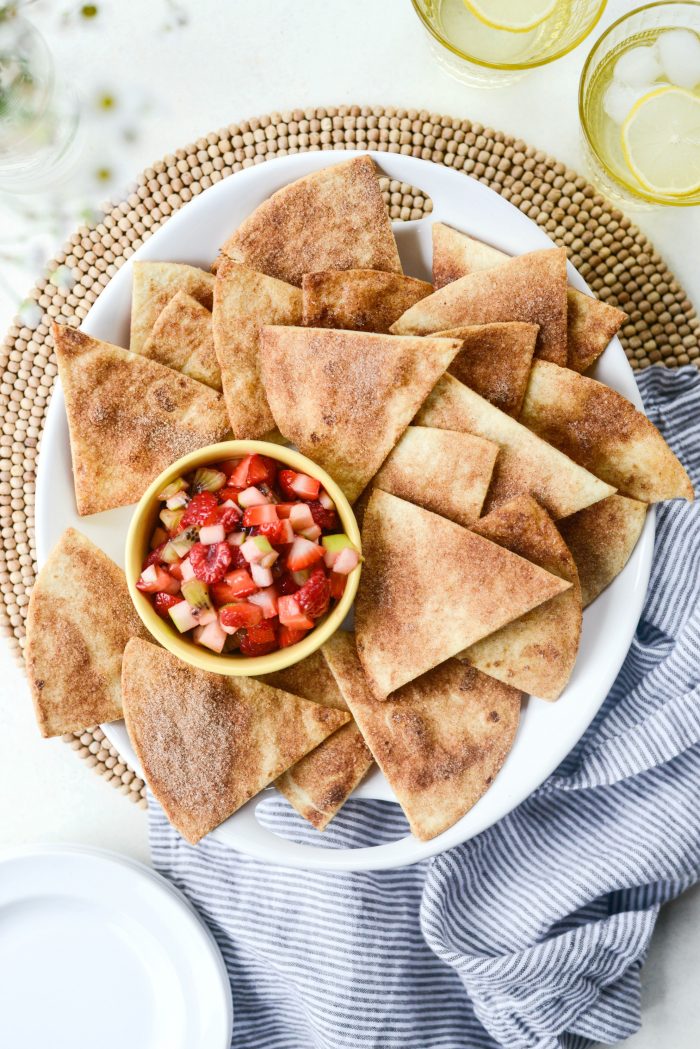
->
xmin=136 ymin=454 xmax=361 ymax=656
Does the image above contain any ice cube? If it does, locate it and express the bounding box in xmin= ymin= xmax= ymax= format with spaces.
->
xmin=614 ymin=45 xmax=662 ymax=86
xmin=658 ymin=29 xmax=700 ymax=90
xmin=604 ymin=81 xmax=650 ymax=125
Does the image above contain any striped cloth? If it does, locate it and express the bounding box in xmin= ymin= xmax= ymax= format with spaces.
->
xmin=150 ymin=366 xmax=700 ymax=1049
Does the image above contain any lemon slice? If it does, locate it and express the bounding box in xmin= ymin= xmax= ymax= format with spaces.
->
xmin=463 ymin=0 xmax=557 ymax=33
xmin=621 ymin=86 xmax=700 ymax=197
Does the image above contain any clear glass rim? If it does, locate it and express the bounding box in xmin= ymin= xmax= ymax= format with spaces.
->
xmin=410 ymin=0 xmax=608 ymax=71
xmin=578 ymin=0 xmax=700 ymax=206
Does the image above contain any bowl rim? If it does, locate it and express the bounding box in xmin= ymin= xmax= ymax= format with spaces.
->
xmin=125 ymin=439 xmax=362 ymax=676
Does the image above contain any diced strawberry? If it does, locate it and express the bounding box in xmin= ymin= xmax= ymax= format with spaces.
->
xmin=219 ymin=485 xmax=244 ymax=503
xmin=228 ymin=455 xmax=253 ymax=489
xmin=169 ymin=561 xmax=185 ymax=581
xmin=278 ymin=625 xmax=309 ymax=648
xmin=278 ymin=595 xmax=315 ymax=630
xmin=246 ymin=453 xmax=276 ymax=486
xmin=153 ymin=592 xmax=184 ymax=619
xmin=253 ymin=518 xmax=294 ymax=545
xmin=213 ymin=567 xmax=258 ymax=601
xmin=220 ymin=459 xmax=243 ymax=478
xmin=275 ymin=502 xmax=296 ymax=519
xmin=286 ymin=536 xmax=324 ymax=572
xmin=180 ymin=491 xmax=218 ymax=529
xmin=278 ymin=469 xmax=298 ymax=500
xmin=137 ymin=564 xmax=181 ymax=595
xmin=308 ymin=500 xmax=339 ymax=531
xmin=142 ymin=542 xmax=167 ymax=569
xmin=296 ymin=566 xmax=331 ymax=619
xmin=189 ymin=541 xmax=232 ymax=584
xmin=220 ymin=601 xmax=264 ymax=629
xmin=248 ymin=586 xmax=279 ymax=619
xmin=242 ymin=504 xmax=279 ymax=528
xmin=277 ymin=571 xmax=299 ymax=596
xmin=239 ymin=620 xmax=278 ymax=656
xmin=290 ymin=472 xmax=321 ymax=500
xmin=204 ymin=502 xmax=242 ymax=532
xmin=228 ymin=544 xmax=248 ymax=569
xmin=329 ymin=571 xmax=347 ymax=600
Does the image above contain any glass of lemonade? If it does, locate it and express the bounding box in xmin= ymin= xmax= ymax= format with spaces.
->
xmin=411 ymin=0 xmax=608 ymax=86
xmin=580 ymin=3 xmax=700 ymax=206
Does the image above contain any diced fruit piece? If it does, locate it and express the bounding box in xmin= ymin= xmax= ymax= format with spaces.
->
xmin=159 ymin=507 xmax=185 ymax=534
xmin=241 ymin=535 xmax=274 ymax=564
xmin=137 ymin=564 xmax=181 ymax=595
xmin=278 ymin=469 xmax=299 ymax=499
xmin=260 ymin=549 xmax=279 ymax=568
xmin=290 ymin=503 xmax=315 ymax=532
xmin=299 ymin=524 xmax=322 ymax=541
xmin=308 ymin=499 xmax=338 ymax=530
xmin=277 ymin=572 xmax=299 ymax=596
xmin=220 ymin=458 xmax=243 ymax=478
xmin=322 ymin=533 xmax=356 ymax=568
xmin=257 ymin=519 xmax=294 ymax=545
xmin=228 ymin=531 xmax=245 ymax=546
xmin=149 ymin=527 xmax=168 ymax=551
xmin=251 ymin=563 xmax=273 ymax=588
xmin=162 ymin=533 xmax=195 ymax=562
xmin=296 ymin=566 xmax=331 ymax=619
xmin=169 ymin=561 xmax=184 ymax=581
xmin=292 ymin=569 xmax=311 ymax=586
xmin=200 ymin=523 xmax=226 ymax=545
xmin=329 ymin=572 xmax=347 ymax=600
xmin=180 ymin=557 xmax=195 ymax=582
xmin=275 ymin=502 xmax=295 ymax=519
xmin=204 ymin=502 xmax=242 ymax=532
xmin=278 ymin=595 xmax=315 ymax=630
xmin=143 ymin=542 xmax=166 ymax=569
xmin=242 ymin=503 xmax=279 ymax=527
xmin=158 ymin=477 xmax=188 ymax=500
xmin=334 ymin=546 xmax=361 ymax=575
xmin=238 ymin=486 xmax=269 ymax=508
xmin=192 ymin=467 xmax=227 ymax=493
xmin=219 ymin=486 xmax=243 ymax=503
xmin=181 ymin=578 xmax=212 ymax=610
xmin=248 ymin=586 xmax=279 ymax=619
xmin=278 ymin=625 xmax=309 ymax=648
xmin=153 ymin=592 xmax=184 ymax=619
xmin=189 ymin=541 xmax=232 ymax=584
xmin=239 ymin=620 xmax=278 ymax=656
xmin=195 ymin=607 xmax=218 ymax=626
xmin=193 ymin=619 xmax=227 ymax=652
xmin=228 ymin=454 xmax=253 ymax=488
xmin=290 ymin=472 xmax=320 ymax=500
xmin=319 ymin=490 xmax=335 ymax=511
xmin=169 ymin=601 xmax=201 ymax=633
xmin=246 ymin=453 xmax=275 ymax=486
xmin=220 ymin=601 xmax=264 ymax=630
xmin=287 ymin=536 xmax=324 ymax=572
xmin=219 ymin=567 xmax=258 ymax=599
xmin=166 ymin=492 xmax=189 ymax=510
xmin=181 ymin=490 xmax=218 ymax=529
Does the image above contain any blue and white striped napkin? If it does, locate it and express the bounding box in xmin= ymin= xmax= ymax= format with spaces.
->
xmin=150 ymin=365 xmax=700 ymax=1049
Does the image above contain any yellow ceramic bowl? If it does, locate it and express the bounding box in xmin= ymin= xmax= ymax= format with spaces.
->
xmin=125 ymin=440 xmax=362 ymax=677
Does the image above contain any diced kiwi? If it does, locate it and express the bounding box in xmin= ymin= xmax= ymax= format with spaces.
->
xmin=181 ymin=579 xmax=213 ymax=610
xmin=160 ymin=507 xmax=185 ymax=533
xmin=192 ymin=467 xmax=227 ymax=493
xmin=158 ymin=476 xmax=188 ymax=500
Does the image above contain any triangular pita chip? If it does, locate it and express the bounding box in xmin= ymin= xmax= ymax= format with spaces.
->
xmin=435 ymin=321 xmax=538 ymax=417
xmin=417 ymin=373 xmax=615 ymax=518
xmin=302 ymin=269 xmax=432 ymax=333
xmin=431 ymin=224 xmax=626 ymax=372
xmin=558 ymin=494 xmax=647 ymax=607
xmin=262 ymin=649 xmax=373 ymax=831
xmin=259 ymin=326 xmax=463 ymax=503
xmin=461 ymin=496 xmax=582 ymax=701
xmin=355 ymin=425 xmax=498 ymax=529
xmin=324 ymin=632 xmax=522 ymax=841
xmin=53 ymin=324 xmax=230 ymax=516
xmin=355 ymin=489 xmax=571 ymax=698
xmin=392 ymin=247 xmax=568 ymax=366
xmin=213 ymin=259 xmax=302 ymax=438
xmin=25 ymin=529 xmax=149 ymax=737
xmin=219 ymin=155 xmax=402 ymax=287
xmin=121 ymin=639 xmax=350 ymax=843
xmin=520 ymin=360 xmax=694 ymax=502
xmin=141 ymin=290 xmax=221 ymax=390
xmin=130 ymin=261 xmax=214 ymax=355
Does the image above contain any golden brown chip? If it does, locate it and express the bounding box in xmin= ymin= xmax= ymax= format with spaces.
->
xmin=461 ymin=496 xmax=582 ymax=700
xmin=558 ymin=494 xmax=648 ymax=607
xmin=219 ymin=156 xmax=402 ymax=286
xmin=122 ymin=639 xmax=350 ymax=844
xmin=213 ymin=259 xmax=302 ymax=439
xmin=261 ymin=649 xmax=348 ymax=710
xmin=25 ymin=529 xmax=149 ymax=738
xmin=130 ymin=261 xmax=214 ymax=355
xmin=141 ymin=291 xmax=221 ymax=391
xmin=324 ymin=632 xmax=522 ymax=841
xmin=355 ymin=489 xmax=571 ymax=699
xmin=417 ymin=373 xmax=615 ymax=518
xmin=432 ymin=222 xmax=506 ymax=288
xmin=435 ymin=321 xmax=538 ymax=417
xmin=259 ymin=326 xmax=463 ymax=503
xmin=53 ymin=324 xmax=230 ymax=516
xmin=392 ymin=247 xmax=568 ymax=366
xmin=520 ymin=360 xmax=694 ymax=502
xmin=302 ymin=269 xmax=432 ymax=333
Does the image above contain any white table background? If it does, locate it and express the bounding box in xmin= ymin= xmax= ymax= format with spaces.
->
xmin=1 ymin=2 xmax=699 ymax=1045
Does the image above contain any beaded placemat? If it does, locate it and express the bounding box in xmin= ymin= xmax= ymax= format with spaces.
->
xmin=1 ymin=105 xmax=698 ymax=809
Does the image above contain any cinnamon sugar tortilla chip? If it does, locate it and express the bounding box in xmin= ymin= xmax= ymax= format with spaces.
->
xmin=323 ymin=632 xmax=522 ymax=841
xmin=435 ymin=321 xmax=538 ymax=417
xmin=355 ymin=489 xmax=571 ymax=699
xmin=355 ymin=426 xmax=498 ymax=529
xmin=220 ymin=155 xmax=402 ymax=287
xmin=521 ymin=360 xmax=694 ymax=502
xmin=259 ymin=326 xmax=463 ymax=503
xmin=141 ymin=291 xmax=221 ymax=390
xmin=431 ymin=224 xmax=626 ymax=372
xmin=213 ymin=259 xmax=302 ymax=438
xmin=53 ymin=324 xmax=230 ymax=516
xmin=122 ymin=639 xmax=350 ymax=844
xmin=461 ymin=496 xmax=582 ymax=701
xmin=130 ymin=261 xmax=214 ymax=355
xmin=558 ymin=495 xmax=647 ymax=607
xmin=262 ymin=651 xmax=373 ymax=831
xmin=25 ymin=529 xmax=149 ymax=738
xmin=392 ymin=247 xmax=568 ymax=366
xmin=417 ymin=373 xmax=615 ymax=518
xmin=302 ymin=269 xmax=432 ymax=333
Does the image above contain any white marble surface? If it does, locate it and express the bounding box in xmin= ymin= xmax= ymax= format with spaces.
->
xmin=0 ymin=1 xmax=699 ymax=1044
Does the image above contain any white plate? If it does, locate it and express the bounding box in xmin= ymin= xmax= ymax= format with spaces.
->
xmin=0 ymin=845 xmax=232 ymax=1049
xmin=34 ymin=150 xmax=654 ymax=871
